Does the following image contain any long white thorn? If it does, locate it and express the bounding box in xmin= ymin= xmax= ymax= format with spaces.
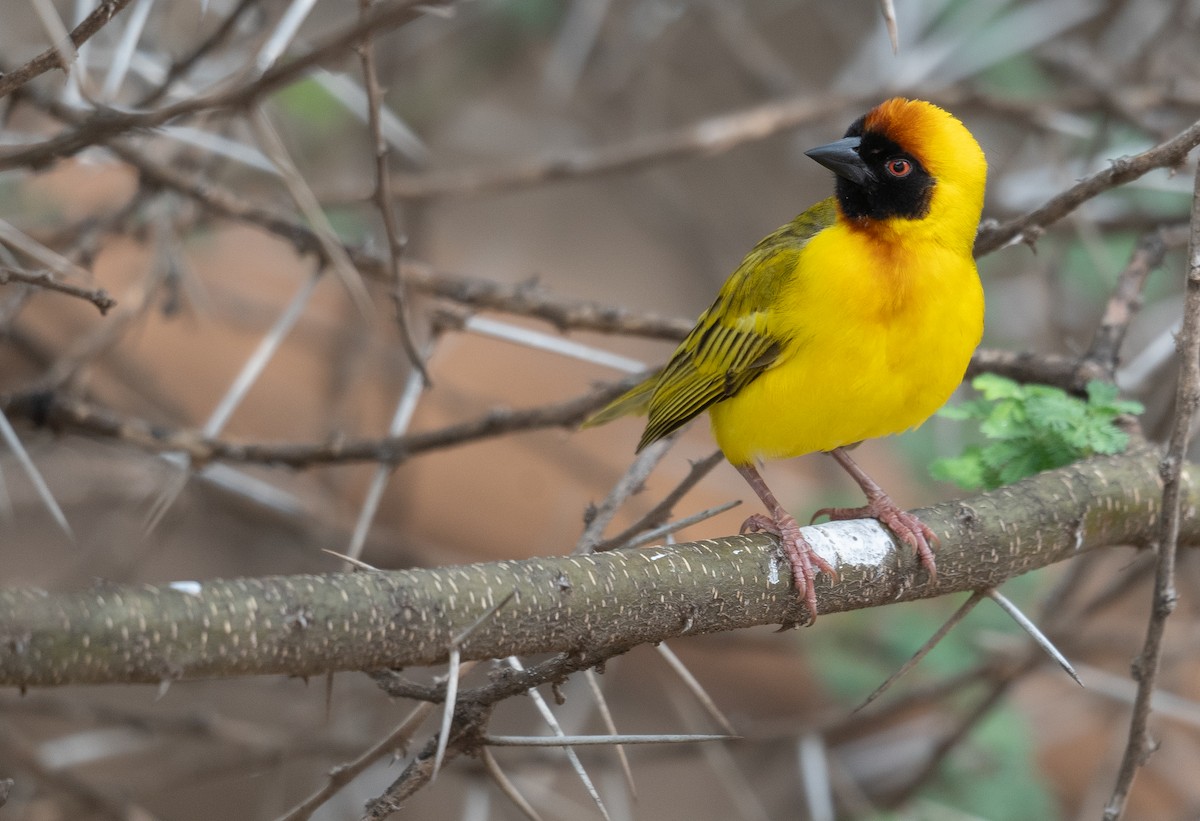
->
xmin=655 ymin=643 xmax=736 ymax=735
xmin=986 ymin=588 xmax=1083 ymax=686
xmin=465 ymin=316 xmax=645 ymax=373
xmin=507 ymin=657 xmax=611 ymax=821
xmin=347 ymin=346 xmax=434 ymax=561
xmin=0 ymin=409 xmax=73 ymax=541
xmin=431 ymin=646 xmax=460 ymax=782
xmin=856 ymin=590 xmax=987 ymax=712
xmin=584 ymin=670 xmax=636 ymax=800
xmin=146 ymin=272 xmax=321 ymax=533
xmin=101 ymin=0 xmax=156 ymax=100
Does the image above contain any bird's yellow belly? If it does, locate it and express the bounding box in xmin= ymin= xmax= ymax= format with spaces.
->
xmin=709 ymin=229 xmax=983 ymax=466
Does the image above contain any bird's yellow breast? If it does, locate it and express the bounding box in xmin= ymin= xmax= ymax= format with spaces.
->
xmin=708 ymin=219 xmax=984 ymax=466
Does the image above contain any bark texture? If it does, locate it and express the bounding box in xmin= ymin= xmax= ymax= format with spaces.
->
xmin=0 ymin=447 xmax=1193 ymax=688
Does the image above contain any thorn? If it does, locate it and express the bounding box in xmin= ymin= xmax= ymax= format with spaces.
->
xmin=855 ymin=590 xmax=986 ymax=712
xmin=0 ymin=409 xmax=73 ymax=542
xmin=584 ymin=670 xmax=637 ymax=800
xmin=656 ymin=643 xmax=737 ymax=735
xmin=985 ymin=588 xmax=1083 ymax=687
xmin=878 ymin=0 xmax=899 ymax=53
xmin=320 ymin=549 xmax=381 ymax=571
xmin=432 ymin=590 xmax=519 ymax=782
xmin=480 ymin=748 xmax=546 ymax=821
xmin=483 ymin=733 xmax=735 ymax=746
xmin=624 ymin=499 xmax=742 ymax=549
xmin=796 ymin=733 xmax=836 ymax=821
xmin=507 ymin=657 xmax=612 ymax=821
xmin=430 ymin=646 xmax=460 ymax=781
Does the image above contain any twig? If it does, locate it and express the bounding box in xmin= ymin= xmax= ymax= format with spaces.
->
xmin=1102 ymin=146 xmax=1200 ymax=821
xmin=274 ymin=666 xmax=476 ymax=821
xmin=2 ymin=374 xmax=643 ymax=468
xmin=135 ymin=0 xmax=259 ymax=107
xmin=575 ymin=435 xmax=674 ymax=554
xmin=385 ymin=94 xmax=853 ymax=201
xmin=623 ymin=499 xmax=741 ymax=549
xmin=974 ymin=116 xmax=1200 ymax=256
xmin=367 ymin=639 xmax=640 ymax=820
xmin=0 ymin=217 xmax=96 ymax=282
xmin=407 ymin=265 xmax=693 ymax=339
xmin=965 ymin=348 xmax=1101 ymax=394
xmin=356 ymin=0 xmax=427 ymax=380
xmin=361 ymin=728 xmax=460 ymax=820
xmin=0 ymin=266 xmax=116 ymax=314
xmin=72 ymin=123 xmax=1175 ymax=404
xmin=0 ymin=0 xmax=137 ymax=100
xmin=1083 ymin=230 xmax=1171 ymax=380
xmin=0 ymin=0 xmax=452 ymax=171
xmin=594 ymin=449 xmax=725 ymax=552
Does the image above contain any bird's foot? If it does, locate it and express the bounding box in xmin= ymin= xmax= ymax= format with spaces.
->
xmin=811 ymin=495 xmax=938 ymax=580
xmin=741 ymin=511 xmax=836 ymax=621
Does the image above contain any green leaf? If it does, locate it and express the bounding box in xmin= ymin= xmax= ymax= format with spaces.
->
xmin=931 ymin=376 xmax=1142 ymax=491
xmin=930 ymin=449 xmax=989 ymax=490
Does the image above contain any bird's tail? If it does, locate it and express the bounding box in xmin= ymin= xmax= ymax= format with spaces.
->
xmin=580 ymin=371 xmax=661 ymax=428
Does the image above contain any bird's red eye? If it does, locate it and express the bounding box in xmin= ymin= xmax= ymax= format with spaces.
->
xmin=886 ymin=158 xmax=912 ymax=178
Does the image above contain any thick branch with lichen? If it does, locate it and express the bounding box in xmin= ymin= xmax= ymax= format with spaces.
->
xmin=0 ymin=447 xmax=1194 ymax=689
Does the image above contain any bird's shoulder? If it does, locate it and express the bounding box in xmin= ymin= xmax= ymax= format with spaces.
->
xmin=714 ymin=197 xmax=837 ymax=315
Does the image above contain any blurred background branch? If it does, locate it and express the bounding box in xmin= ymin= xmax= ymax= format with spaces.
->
xmin=1 ymin=1 xmax=1200 ymax=820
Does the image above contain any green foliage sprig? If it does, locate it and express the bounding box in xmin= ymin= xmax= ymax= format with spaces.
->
xmin=931 ymin=374 xmax=1144 ymax=491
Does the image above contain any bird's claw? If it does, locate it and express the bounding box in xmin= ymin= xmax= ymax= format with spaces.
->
xmin=741 ymin=511 xmax=835 ymax=622
xmin=813 ymin=498 xmax=938 ymax=580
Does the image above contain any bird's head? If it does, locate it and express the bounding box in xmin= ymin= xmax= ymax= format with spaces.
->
xmin=806 ymin=98 xmax=987 ymax=246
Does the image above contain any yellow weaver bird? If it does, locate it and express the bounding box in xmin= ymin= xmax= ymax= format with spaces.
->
xmin=586 ymin=98 xmax=987 ymax=620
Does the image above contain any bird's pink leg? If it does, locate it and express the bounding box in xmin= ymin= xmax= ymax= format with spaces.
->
xmin=735 ymin=463 xmax=835 ymax=621
xmin=812 ymin=447 xmax=938 ymax=579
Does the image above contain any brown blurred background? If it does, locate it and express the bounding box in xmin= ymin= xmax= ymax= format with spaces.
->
xmin=2 ymin=0 xmax=1200 ymax=818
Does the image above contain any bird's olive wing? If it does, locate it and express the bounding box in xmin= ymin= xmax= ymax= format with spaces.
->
xmin=635 ymin=200 xmax=835 ymax=449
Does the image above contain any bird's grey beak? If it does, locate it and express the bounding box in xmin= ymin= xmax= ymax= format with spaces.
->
xmin=805 ymin=136 xmax=873 ymax=186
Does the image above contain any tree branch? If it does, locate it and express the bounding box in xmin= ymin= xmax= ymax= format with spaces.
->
xmin=1103 ymin=143 xmax=1200 ymax=821
xmin=0 ymin=0 xmax=449 ymax=171
xmin=974 ymin=116 xmax=1200 ymax=256
xmin=1 ymin=447 xmax=1193 ymax=689
xmin=0 ymin=0 xmax=136 ymax=100
xmin=0 ymin=266 xmax=117 ymax=314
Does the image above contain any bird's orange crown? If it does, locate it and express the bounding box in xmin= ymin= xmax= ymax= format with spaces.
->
xmin=857 ymin=97 xmax=987 ymax=246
